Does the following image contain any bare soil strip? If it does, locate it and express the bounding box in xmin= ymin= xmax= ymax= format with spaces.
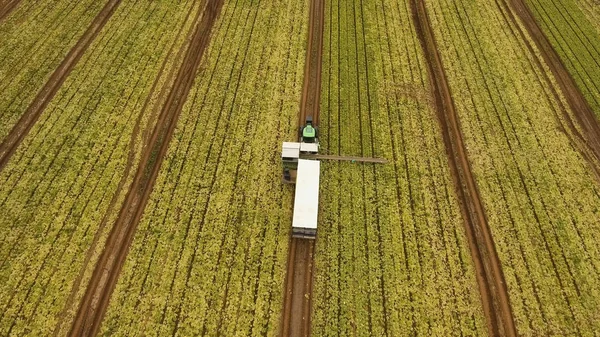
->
xmin=0 ymin=0 xmax=20 ymax=22
xmin=281 ymin=239 xmax=315 ymax=337
xmin=505 ymin=0 xmax=600 ymax=165
xmin=281 ymin=0 xmax=323 ymax=336
xmin=66 ymin=1 xmax=224 ymax=336
xmin=299 ymin=0 xmax=324 ymax=125
xmin=0 ymin=0 xmax=121 ymax=172
xmin=411 ymin=0 xmax=517 ymax=336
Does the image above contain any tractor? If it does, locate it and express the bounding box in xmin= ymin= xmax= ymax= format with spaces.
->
xmin=299 ymin=116 xmax=318 ymax=144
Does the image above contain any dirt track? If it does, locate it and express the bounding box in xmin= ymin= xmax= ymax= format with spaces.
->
xmin=281 ymin=239 xmax=315 ymax=337
xmin=504 ymin=0 xmax=600 ymax=169
xmin=299 ymin=0 xmax=324 ymax=126
xmin=411 ymin=0 xmax=517 ymax=336
xmin=66 ymin=1 xmax=224 ymax=336
xmin=280 ymin=0 xmax=324 ymax=335
xmin=0 ymin=0 xmax=20 ymax=22
xmin=0 ymin=0 xmax=122 ymax=172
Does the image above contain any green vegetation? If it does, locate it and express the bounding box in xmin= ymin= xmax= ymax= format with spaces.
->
xmin=2 ymin=0 xmax=600 ymax=335
xmin=0 ymin=0 xmax=106 ymax=140
xmin=0 ymin=0 xmax=202 ymax=335
xmin=573 ymin=0 xmax=600 ymax=34
xmin=312 ymin=0 xmax=487 ymax=335
xmin=99 ymin=0 xmax=308 ymax=335
xmin=426 ymin=0 xmax=600 ymax=334
xmin=524 ymin=0 xmax=600 ymax=117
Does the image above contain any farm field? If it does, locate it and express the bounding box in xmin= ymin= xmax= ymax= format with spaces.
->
xmin=521 ymin=0 xmax=600 ymax=118
xmin=0 ymin=0 xmax=204 ymax=335
xmin=0 ymin=0 xmax=106 ymax=140
xmin=572 ymin=0 xmax=600 ymax=34
xmin=311 ymin=0 xmax=487 ymax=335
xmin=98 ymin=0 xmax=308 ymax=335
xmin=0 ymin=0 xmax=600 ymax=336
xmin=426 ymin=0 xmax=600 ymax=335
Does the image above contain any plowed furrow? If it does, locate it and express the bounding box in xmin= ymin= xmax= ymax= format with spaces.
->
xmin=411 ymin=0 xmax=517 ymax=336
xmin=281 ymin=0 xmax=323 ymax=335
xmin=0 ymin=0 xmax=20 ymax=22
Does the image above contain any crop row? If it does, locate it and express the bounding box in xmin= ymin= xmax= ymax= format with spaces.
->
xmin=98 ymin=0 xmax=308 ymax=335
xmin=0 ymin=0 xmax=106 ymax=140
xmin=524 ymin=0 xmax=600 ymax=117
xmin=426 ymin=0 xmax=600 ymax=334
xmin=573 ymin=0 xmax=600 ymax=34
xmin=311 ymin=0 xmax=488 ymax=336
xmin=0 ymin=0 xmax=203 ymax=335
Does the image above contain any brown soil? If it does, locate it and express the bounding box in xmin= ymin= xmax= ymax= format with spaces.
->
xmin=0 ymin=0 xmax=20 ymax=22
xmin=281 ymin=239 xmax=315 ymax=337
xmin=299 ymin=0 xmax=324 ymax=126
xmin=66 ymin=1 xmax=224 ymax=336
xmin=281 ymin=0 xmax=323 ymax=336
xmin=0 ymin=0 xmax=122 ymax=172
xmin=503 ymin=0 xmax=600 ymax=173
xmin=411 ymin=0 xmax=517 ymax=336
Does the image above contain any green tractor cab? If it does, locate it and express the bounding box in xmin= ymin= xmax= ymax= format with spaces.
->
xmin=299 ymin=116 xmax=318 ymax=143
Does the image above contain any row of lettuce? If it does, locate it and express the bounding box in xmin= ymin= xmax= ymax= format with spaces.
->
xmin=0 ymin=0 xmax=203 ymax=335
xmin=426 ymin=0 xmax=600 ymax=334
xmin=0 ymin=0 xmax=106 ymax=140
xmin=99 ymin=0 xmax=308 ymax=335
xmin=524 ymin=0 xmax=600 ymax=117
xmin=312 ymin=0 xmax=488 ymax=335
xmin=2 ymin=0 xmax=600 ymax=335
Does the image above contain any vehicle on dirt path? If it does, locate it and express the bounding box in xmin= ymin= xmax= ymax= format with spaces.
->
xmin=299 ymin=116 xmax=318 ymax=143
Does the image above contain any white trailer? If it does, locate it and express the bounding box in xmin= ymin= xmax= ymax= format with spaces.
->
xmin=291 ymin=159 xmax=320 ymax=239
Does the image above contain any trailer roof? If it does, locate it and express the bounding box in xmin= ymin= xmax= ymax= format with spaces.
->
xmin=282 ymin=142 xmax=300 ymax=159
xmin=300 ymin=142 xmax=319 ymax=153
xmin=292 ymin=159 xmax=320 ymax=230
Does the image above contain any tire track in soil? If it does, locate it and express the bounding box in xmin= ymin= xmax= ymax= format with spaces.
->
xmin=0 ymin=0 xmax=20 ymax=22
xmin=0 ymin=0 xmax=151 ymax=269
xmin=66 ymin=1 xmax=224 ymax=336
xmin=451 ymin=0 xmax=597 ymax=329
xmin=280 ymin=0 xmax=323 ymax=335
xmin=504 ymin=0 xmax=600 ymax=169
xmin=411 ymin=0 xmax=517 ymax=336
xmin=401 ymin=0 xmax=473 ymax=329
xmin=51 ymin=2 xmax=198 ymax=334
xmin=441 ymin=0 xmax=549 ymax=328
xmin=491 ymin=0 xmax=600 ymax=294
xmin=113 ymin=0 xmax=237 ymax=330
xmin=0 ymin=0 xmax=142 ymax=207
xmin=299 ymin=0 xmax=324 ymax=125
xmin=0 ymin=1 xmax=87 ymax=96
xmin=493 ymin=0 xmax=600 ymax=184
xmin=0 ymin=0 xmax=122 ymax=171
xmin=282 ymin=239 xmax=315 ymax=337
